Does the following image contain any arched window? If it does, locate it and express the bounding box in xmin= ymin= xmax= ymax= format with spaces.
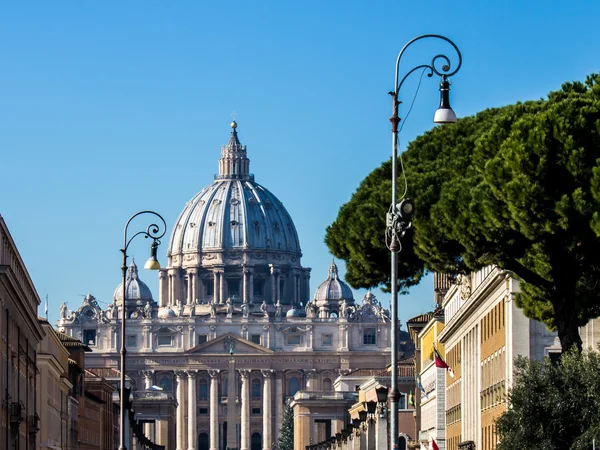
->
xmin=223 ymin=378 xmax=228 ymax=397
xmin=199 ymin=433 xmax=209 ymax=450
xmin=158 ymin=375 xmax=172 ymax=392
xmin=199 ymin=379 xmax=208 ymax=400
xmin=251 ymin=433 xmax=262 ymax=450
xmin=288 ymin=377 xmax=300 ymax=396
xmin=252 ymin=379 xmax=261 ymax=399
xmin=322 ymin=378 xmax=332 ymax=392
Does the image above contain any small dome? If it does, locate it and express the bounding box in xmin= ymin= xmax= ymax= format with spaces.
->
xmin=313 ymin=260 xmax=354 ymax=302
xmin=113 ymin=259 xmax=154 ymax=306
xmin=157 ymin=307 xmax=176 ymax=319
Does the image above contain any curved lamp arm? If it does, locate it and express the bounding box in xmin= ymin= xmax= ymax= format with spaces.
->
xmin=393 ymin=34 xmax=462 ymax=96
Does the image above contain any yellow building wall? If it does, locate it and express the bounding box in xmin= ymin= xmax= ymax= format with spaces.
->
xmin=420 ymin=321 xmax=445 ymax=368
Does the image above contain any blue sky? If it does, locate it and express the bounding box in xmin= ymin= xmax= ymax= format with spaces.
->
xmin=1 ymin=1 xmax=599 ymax=329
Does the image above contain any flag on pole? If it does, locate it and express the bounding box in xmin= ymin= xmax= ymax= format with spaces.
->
xmin=408 ymin=390 xmax=415 ymax=407
xmin=417 ymin=375 xmax=428 ymax=399
xmin=432 ymin=439 xmax=440 ymax=450
xmin=45 ymin=294 xmax=49 ymax=318
xmin=434 ymin=345 xmax=455 ymax=378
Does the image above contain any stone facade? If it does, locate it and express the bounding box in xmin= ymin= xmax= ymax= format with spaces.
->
xmin=0 ymin=215 xmax=45 ymax=450
xmin=56 ymin=123 xmax=391 ymax=450
xmin=37 ymin=318 xmax=72 ymax=450
xmin=437 ymin=267 xmax=561 ymax=450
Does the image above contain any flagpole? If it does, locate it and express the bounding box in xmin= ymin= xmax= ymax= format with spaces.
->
xmin=45 ymin=294 xmax=49 ymax=320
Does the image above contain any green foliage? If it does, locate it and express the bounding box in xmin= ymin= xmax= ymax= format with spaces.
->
xmin=496 ymin=349 xmax=600 ymax=450
xmin=325 ymin=73 xmax=600 ymax=351
xmin=277 ymin=405 xmax=294 ymax=450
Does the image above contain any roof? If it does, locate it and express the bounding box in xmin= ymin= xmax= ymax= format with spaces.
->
xmin=347 ymin=368 xmax=389 ymax=377
xmin=56 ymin=332 xmax=92 ymax=351
xmin=86 ymin=367 xmax=123 ymax=379
xmin=407 ymin=313 xmax=433 ymax=324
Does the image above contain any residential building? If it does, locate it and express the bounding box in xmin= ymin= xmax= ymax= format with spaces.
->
xmin=37 ymin=318 xmax=72 ymax=450
xmin=0 ymin=215 xmax=44 ymax=450
xmin=437 ymin=267 xmax=561 ymax=450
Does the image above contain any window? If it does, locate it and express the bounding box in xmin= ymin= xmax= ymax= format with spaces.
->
xmin=252 ymin=379 xmax=261 ymax=399
xmin=127 ymin=335 xmax=137 ymax=347
xmin=83 ymin=330 xmax=97 ymax=346
xmin=363 ymin=328 xmax=377 ymax=345
xmin=157 ymin=335 xmax=173 ymax=346
xmin=398 ymin=393 xmax=407 ymax=410
xmin=253 ymin=279 xmax=265 ymax=296
xmin=198 ymin=407 xmax=208 ymax=415
xmin=286 ymin=335 xmax=303 ymax=346
xmin=288 ymin=377 xmax=300 ymax=396
xmin=250 ymin=334 xmax=261 ymax=345
xmin=204 ymin=280 xmax=214 ymax=296
xmin=223 ymin=378 xmax=228 ymax=397
xmin=228 ymin=279 xmax=241 ymax=298
xmin=322 ymin=334 xmax=333 ymax=346
xmin=322 ymin=378 xmax=332 ymax=392
xmin=198 ymin=334 xmax=208 ymax=345
xmin=199 ymin=379 xmax=208 ymax=400
xmin=252 ymin=408 xmax=261 ymax=415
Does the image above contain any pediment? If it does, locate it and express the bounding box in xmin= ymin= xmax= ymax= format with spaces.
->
xmin=188 ymin=333 xmax=274 ymax=355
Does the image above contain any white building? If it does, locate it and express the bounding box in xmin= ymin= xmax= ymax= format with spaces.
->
xmin=437 ymin=267 xmax=561 ymax=450
xmin=57 ymin=122 xmax=392 ymax=450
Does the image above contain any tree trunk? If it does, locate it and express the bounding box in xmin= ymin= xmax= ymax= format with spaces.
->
xmin=554 ymin=298 xmax=582 ymax=352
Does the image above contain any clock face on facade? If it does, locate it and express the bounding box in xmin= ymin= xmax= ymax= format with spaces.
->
xmin=83 ymin=307 xmax=96 ymax=320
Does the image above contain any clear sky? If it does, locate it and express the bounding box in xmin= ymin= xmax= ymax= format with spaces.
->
xmin=1 ymin=1 xmax=599 ymax=330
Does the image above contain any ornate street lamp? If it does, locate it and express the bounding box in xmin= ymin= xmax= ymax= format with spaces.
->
xmin=119 ymin=211 xmax=166 ymax=450
xmin=387 ymin=34 xmax=462 ymax=450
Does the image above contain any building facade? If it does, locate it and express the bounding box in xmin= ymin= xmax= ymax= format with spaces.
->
xmin=437 ymin=266 xmax=561 ymax=450
xmin=37 ymin=318 xmax=72 ymax=450
xmin=0 ymin=215 xmax=45 ymax=450
xmin=57 ymin=122 xmax=391 ymax=450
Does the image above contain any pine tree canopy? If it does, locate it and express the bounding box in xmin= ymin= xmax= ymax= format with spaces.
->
xmin=325 ymin=74 xmax=600 ymax=351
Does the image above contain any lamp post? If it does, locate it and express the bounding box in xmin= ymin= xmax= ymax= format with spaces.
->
xmin=387 ymin=34 xmax=462 ymax=450
xmin=119 ymin=211 xmax=166 ymax=450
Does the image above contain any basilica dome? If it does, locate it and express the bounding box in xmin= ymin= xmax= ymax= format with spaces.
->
xmin=167 ymin=121 xmax=301 ymax=267
xmin=314 ymin=260 xmax=354 ymax=302
xmin=113 ymin=260 xmax=154 ymax=306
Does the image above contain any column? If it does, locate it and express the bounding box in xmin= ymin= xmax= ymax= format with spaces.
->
xmin=187 ymin=269 xmax=195 ymax=305
xmin=208 ymin=370 xmax=220 ymax=450
xmin=274 ymin=372 xmax=283 ymax=443
xmin=248 ymin=269 xmax=255 ymax=304
xmin=366 ymin=421 xmax=376 ymax=450
xmin=240 ymin=370 xmax=251 ymax=450
xmin=242 ymin=267 xmax=249 ymax=305
xmin=175 ymin=371 xmax=186 ymax=450
xmin=293 ymin=272 xmax=299 ymax=306
xmin=188 ymin=371 xmax=198 ymax=450
xmin=158 ymin=269 xmax=168 ymax=307
xmin=262 ymin=370 xmax=273 ymax=450
xmin=213 ymin=270 xmax=219 ymax=304
xmin=219 ymin=270 xmax=225 ymax=304
xmin=375 ymin=414 xmax=387 ymax=450
xmin=351 ymin=432 xmax=361 ymax=450
xmin=269 ymin=265 xmax=276 ymax=303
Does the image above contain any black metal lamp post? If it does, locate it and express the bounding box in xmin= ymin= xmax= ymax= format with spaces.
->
xmin=387 ymin=34 xmax=462 ymax=450
xmin=119 ymin=211 xmax=166 ymax=450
